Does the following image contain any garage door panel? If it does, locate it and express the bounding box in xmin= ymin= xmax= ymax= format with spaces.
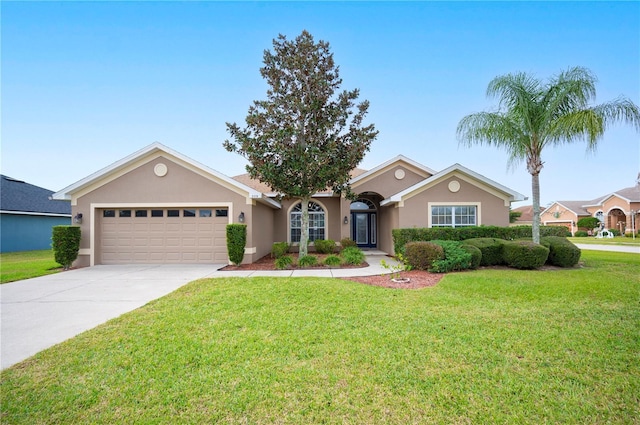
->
xmin=99 ymin=208 xmax=228 ymax=264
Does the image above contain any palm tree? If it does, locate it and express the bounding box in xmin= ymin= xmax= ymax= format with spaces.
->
xmin=457 ymin=66 xmax=640 ymax=243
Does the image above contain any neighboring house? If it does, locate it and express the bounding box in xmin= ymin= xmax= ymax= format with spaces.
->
xmin=541 ymin=178 xmax=640 ymax=236
xmin=510 ymin=205 xmax=546 ymax=226
xmin=1 ymin=175 xmax=72 ymax=253
xmin=51 ymin=143 xmax=526 ymax=266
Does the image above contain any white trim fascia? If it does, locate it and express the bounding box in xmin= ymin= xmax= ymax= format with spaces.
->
xmin=51 ymin=142 xmax=280 ymax=208
xmin=0 ymin=210 xmax=72 ymax=218
xmin=349 ymin=154 xmax=437 ymax=186
xmin=592 ymin=192 xmax=634 ymax=206
xmin=381 ymin=163 xmax=527 ymax=206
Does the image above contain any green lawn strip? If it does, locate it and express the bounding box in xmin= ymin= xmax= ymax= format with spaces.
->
xmin=0 ymin=250 xmax=61 ymax=284
xmin=2 ymin=251 xmax=639 ymax=424
xmin=568 ymin=236 xmax=640 ymax=246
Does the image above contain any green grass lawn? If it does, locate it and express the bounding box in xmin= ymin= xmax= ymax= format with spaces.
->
xmin=0 ymin=250 xmax=61 ymax=284
xmin=568 ymin=236 xmax=640 ymax=246
xmin=2 ymin=251 xmax=639 ymax=424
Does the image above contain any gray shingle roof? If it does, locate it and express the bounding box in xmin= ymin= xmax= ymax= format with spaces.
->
xmin=1 ymin=175 xmax=71 ymax=215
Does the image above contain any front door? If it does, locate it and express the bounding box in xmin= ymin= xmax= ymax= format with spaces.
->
xmin=352 ymin=212 xmax=376 ymax=248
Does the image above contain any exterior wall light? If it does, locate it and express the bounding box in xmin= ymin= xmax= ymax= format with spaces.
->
xmin=343 ymin=216 xmax=349 ymax=224
xmin=73 ymin=213 xmax=83 ymax=224
xmin=238 ymin=212 xmax=245 ymax=223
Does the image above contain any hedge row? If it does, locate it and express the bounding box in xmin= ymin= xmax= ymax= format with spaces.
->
xmin=392 ymin=226 xmax=570 ymax=255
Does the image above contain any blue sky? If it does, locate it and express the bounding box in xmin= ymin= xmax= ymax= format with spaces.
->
xmin=2 ymin=1 xmax=638 ymax=206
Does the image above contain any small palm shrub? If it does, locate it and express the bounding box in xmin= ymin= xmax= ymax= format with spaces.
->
xmin=342 ymin=246 xmax=365 ymax=265
xmin=298 ymin=255 xmax=318 ymax=267
xmin=404 ymin=241 xmax=444 ymax=270
xmin=429 ymin=240 xmax=473 ymax=273
xmin=271 ymin=242 xmax=290 ymax=259
xmin=503 ymin=241 xmax=549 ymax=270
xmin=461 ymin=244 xmax=482 ymax=269
xmin=314 ymin=239 xmax=336 ymax=254
xmin=324 ymin=255 xmax=343 ymax=267
xmin=340 ymin=237 xmax=357 ymax=249
xmin=275 ymin=255 xmax=294 ymax=270
xmin=463 ymin=238 xmax=506 ymax=266
xmin=540 ymin=236 xmax=581 ymax=267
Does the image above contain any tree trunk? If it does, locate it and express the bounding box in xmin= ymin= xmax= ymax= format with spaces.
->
xmin=531 ymin=172 xmax=541 ymax=244
xmin=299 ymin=197 xmax=310 ymax=257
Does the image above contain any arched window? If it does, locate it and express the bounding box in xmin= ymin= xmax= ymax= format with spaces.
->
xmin=290 ymin=201 xmax=325 ymax=243
xmin=595 ymin=211 xmax=604 ymax=224
xmin=350 ymin=199 xmax=376 ymax=211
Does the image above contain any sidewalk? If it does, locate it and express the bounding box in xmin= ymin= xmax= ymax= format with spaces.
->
xmin=574 ymin=243 xmax=640 ymax=254
xmin=213 ymin=253 xmax=399 ymax=278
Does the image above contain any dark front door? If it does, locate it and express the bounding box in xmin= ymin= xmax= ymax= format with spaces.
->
xmin=351 ymin=212 xmax=377 ymax=248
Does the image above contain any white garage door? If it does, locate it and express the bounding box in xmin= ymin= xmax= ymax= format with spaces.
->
xmin=99 ymin=207 xmax=229 ymax=264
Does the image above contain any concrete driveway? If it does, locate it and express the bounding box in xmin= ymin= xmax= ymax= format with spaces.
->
xmin=1 ymin=264 xmax=222 ymax=370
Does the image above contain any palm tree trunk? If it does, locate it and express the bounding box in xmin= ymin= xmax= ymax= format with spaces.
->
xmin=531 ymin=172 xmax=541 ymax=244
xmin=299 ymin=197 xmax=310 ymax=257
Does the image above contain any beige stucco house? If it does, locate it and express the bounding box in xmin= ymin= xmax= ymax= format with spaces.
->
xmin=541 ymin=179 xmax=640 ymax=236
xmin=52 ymin=143 xmax=526 ymax=266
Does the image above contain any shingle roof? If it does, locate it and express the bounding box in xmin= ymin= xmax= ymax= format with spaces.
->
xmin=512 ymin=205 xmax=546 ymax=222
xmin=1 ymin=175 xmax=71 ymax=215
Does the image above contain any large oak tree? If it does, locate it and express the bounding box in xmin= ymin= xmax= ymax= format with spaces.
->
xmin=224 ymin=31 xmax=378 ymax=256
xmin=457 ymin=66 xmax=639 ymax=243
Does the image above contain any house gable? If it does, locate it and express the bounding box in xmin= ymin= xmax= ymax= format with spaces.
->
xmin=350 ymin=155 xmax=435 ymax=198
xmin=381 ymin=163 xmax=526 ymax=208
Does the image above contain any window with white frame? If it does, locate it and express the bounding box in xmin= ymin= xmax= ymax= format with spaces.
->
xmin=431 ymin=205 xmax=477 ymax=227
xmin=290 ymin=201 xmax=325 ymax=243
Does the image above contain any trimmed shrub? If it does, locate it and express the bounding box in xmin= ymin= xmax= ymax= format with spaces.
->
xmin=271 ymin=242 xmax=290 ymax=259
xmin=226 ymin=224 xmax=247 ymax=265
xmin=52 ymin=225 xmax=81 ymax=270
xmin=314 ymin=239 xmax=336 ymax=254
xmin=324 ymin=254 xmax=343 ymax=267
xmin=461 ymin=244 xmax=482 ymax=269
xmin=404 ymin=241 xmax=444 ymax=270
xmin=540 ymin=236 xmax=581 ymax=268
xmin=609 ymin=228 xmax=621 ymax=236
xmin=275 ymin=255 xmax=294 ymax=270
xmin=429 ymin=240 xmax=473 ymax=273
xmin=503 ymin=241 xmax=549 ymax=270
xmin=463 ymin=238 xmax=506 ymax=266
xmin=342 ymin=246 xmax=365 ymax=265
xmin=574 ymin=231 xmax=588 ymax=237
xmin=577 ymin=217 xmax=600 ymax=230
xmin=392 ymin=225 xmax=569 ymax=254
xmin=298 ymin=255 xmax=318 ymax=267
xmin=340 ymin=237 xmax=357 ymax=249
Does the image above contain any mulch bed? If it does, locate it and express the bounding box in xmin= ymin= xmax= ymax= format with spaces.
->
xmin=220 ymin=255 xmax=444 ymax=289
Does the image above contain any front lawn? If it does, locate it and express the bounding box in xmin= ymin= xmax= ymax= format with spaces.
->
xmin=0 ymin=250 xmax=61 ymax=284
xmin=1 ymin=251 xmax=638 ymax=424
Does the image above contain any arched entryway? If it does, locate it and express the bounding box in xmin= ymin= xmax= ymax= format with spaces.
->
xmin=350 ymin=198 xmax=377 ymax=248
xmin=608 ymin=208 xmax=627 ymax=234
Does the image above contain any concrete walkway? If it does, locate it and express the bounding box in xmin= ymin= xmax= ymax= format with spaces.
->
xmin=574 ymin=243 xmax=640 ymax=254
xmin=1 ymin=254 xmax=396 ymax=370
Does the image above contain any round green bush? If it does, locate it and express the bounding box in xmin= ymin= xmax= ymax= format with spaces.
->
xmin=323 ymin=254 xmax=342 ymax=267
xmin=404 ymin=241 xmax=444 ymax=270
xmin=314 ymin=239 xmax=336 ymax=254
xmin=298 ymin=255 xmax=318 ymax=267
xmin=574 ymin=231 xmax=588 ymax=237
xmin=340 ymin=238 xmax=357 ymax=249
xmin=461 ymin=244 xmax=482 ymax=269
xmin=463 ymin=238 xmax=506 ymax=266
xmin=540 ymin=236 xmax=581 ymax=267
xmin=429 ymin=240 xmax=473 ymax=273
xmin=342 ymin=246 xmax=365 ymax=265
xmin=271 ymin=242 xmax=290 ymax=259
xmin=503 ymin=241 xmax=549 ymax=270
xmin=275 ymin=255 xmax=294 ymax=270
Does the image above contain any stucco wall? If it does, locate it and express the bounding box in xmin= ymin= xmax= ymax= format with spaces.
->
xmin=399 ymin=176 xmax=510 ymax=228
xmin=352 ymin=165 xmax=428 ymax=199
xmin=72 ymin=156 xmax=252 ymax=266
